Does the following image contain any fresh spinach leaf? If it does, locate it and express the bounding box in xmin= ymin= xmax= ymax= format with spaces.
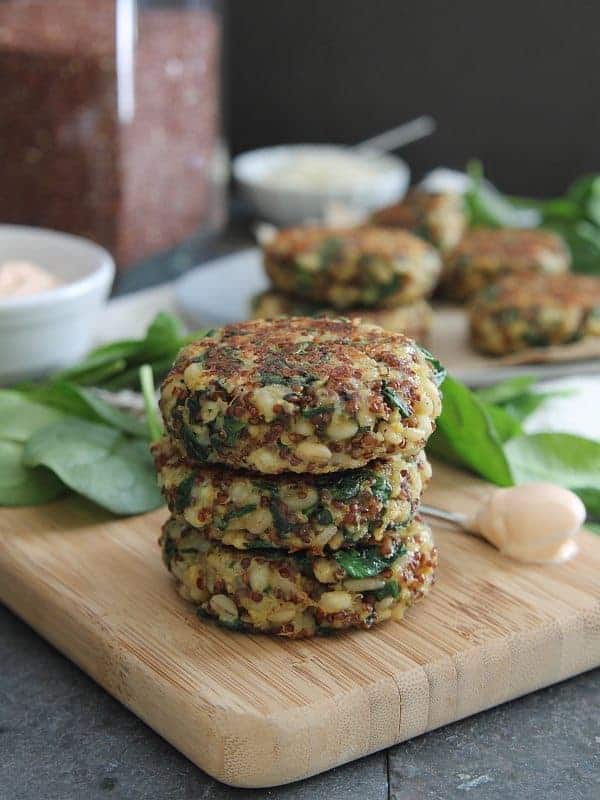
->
xmin=505 ymin=433 xmax=600 ymax=499
xmin=0 ymin=391 xmax=66 ymax=442
xmin=24 ymin=418 xmax=162 ymax=515
xmin=476 ymin=376 xmax=536 ymax=406
xmin=427 ymin=375 xmax=513 ymax=486
xmin=22 ymin=381 xmax=147 ymax=438
xmin=0 ymin=440 xmax=65 ymax=506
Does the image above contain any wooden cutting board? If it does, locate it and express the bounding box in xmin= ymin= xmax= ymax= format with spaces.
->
xmin=1 ymin=461 xmax=599 ymax=788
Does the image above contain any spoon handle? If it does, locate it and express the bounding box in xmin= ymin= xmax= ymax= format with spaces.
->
xmin=420 ymin=503 xmax=471 ymax=530
xmin=355 ymin=115 xmax=436 ymax=153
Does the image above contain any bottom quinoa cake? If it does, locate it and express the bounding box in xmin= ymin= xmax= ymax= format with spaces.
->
xmin=160 ymin=515 xmax=437 ymax=637
xmin=251 ymin=290 xmax=433 ymax=343
xmin=470 ymin=272 xmax=600 ymax=355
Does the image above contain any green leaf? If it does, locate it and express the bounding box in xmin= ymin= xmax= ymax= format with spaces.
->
xmin=382 ymin=385 xmax=412 ymax=417
xmin=330 ymin=471 xmax=364 ymax=501
xmin=476 ymin=376 xmax=536 ymax=406
xmin=22 ymin=381 xmax=147 ymax=438
xmin=0 ymin=440 xmax=65 ymax=506
xmin=484 ymin=403 xmax=522 ymax=443
xmin=138 ymin=312 xmax=185 ymax=361
xmin=217 ymin=503 xmax=257 ymax=530
xmin=174 ymin=475 xmax=195 ymax=514
xmin=319 ymin=237 xmax=343 ymax=268
xmin=0 ymin=390 xmax=66 ymax=442
xmin=375 ymin=580 xmax=401 ymax=601
xmin=417 ymin=346 xmax=447 ymax=387
xmin=427 ymin=376 xmax=513 ymax=486
xmin=370 ymin=474 xmax=392 ymax=504
xmin=139 ymin=365 xmax=162 ymax=442
xmin=334 ymin=543 xmax=405 ymax=579
xmin=221 ymin=416 xmax=247 ymax=446
xmin=464 ymin=159 xmax=541 ymax=229
xmin=505 ymin=433 xmax=600 ymax=497
xmin=302 ymin=405 xmax=335 ymax=418
xmin=24 ymin=418 xmax=162 ymax=515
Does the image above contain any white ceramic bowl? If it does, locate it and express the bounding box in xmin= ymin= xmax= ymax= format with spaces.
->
xmin=233 ymin=144 xmax=409 ymax=226
xmin=0 ymin=226 xmax=115 ymax=385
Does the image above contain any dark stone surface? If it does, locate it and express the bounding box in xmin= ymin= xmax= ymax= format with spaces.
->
xmin=0 ymin=605 xmax=387 ymax=800
xmin=2 ymin=602 xmax=599 ymax=800
xmin=389 ymin=669 xmax=600 ymax=800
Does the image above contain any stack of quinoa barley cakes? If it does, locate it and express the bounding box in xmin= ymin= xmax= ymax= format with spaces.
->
xmin=154 ymin=316 xmax=444 ymax=638
xmin=252 ymin=225 xmax=442 ymax=343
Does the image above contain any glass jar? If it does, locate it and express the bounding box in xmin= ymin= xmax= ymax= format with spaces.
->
xmin=0 ymin=0 xmax=227 ymax=268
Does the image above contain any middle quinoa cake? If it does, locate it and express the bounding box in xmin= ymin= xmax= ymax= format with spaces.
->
xmin=153 ymin=436 xmax=431 ymax=553
xmin=263 ymin=225 xmax=442 ymax=309
xmin=159 ymin=317 xmax=443 ymax=474
xmin=160 ymin=515 xmax=437 ymax=637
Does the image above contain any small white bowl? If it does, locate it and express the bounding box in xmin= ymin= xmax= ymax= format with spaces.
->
xmin=0 ymin=226 xmax=115 ymax=385
xmin=233 ymin=144 xmax=409 ymax=226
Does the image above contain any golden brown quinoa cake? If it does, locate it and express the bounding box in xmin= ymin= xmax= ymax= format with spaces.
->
xmin=370 ymin=189 xmax=466 ymax=251
xmin=159 ymin=317 xmax=443 ymax=474
xmin=442 ymin=227 xmax=570 ymax=301
xmin=250 ymin=290 xmax=433 ymax=343
xmin=263 ymin=225 xmax=441 ymax=309
xmin=153 ymin=436 xmax=431 ymax=554
xmin=160 ymin=515 xmax=437 ymax=637
xmin=470 ymin=272 xmax=600 ymax=355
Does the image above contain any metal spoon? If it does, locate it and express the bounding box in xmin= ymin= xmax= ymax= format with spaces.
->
xmin=354 ymin=115 xmax=436 ymax=153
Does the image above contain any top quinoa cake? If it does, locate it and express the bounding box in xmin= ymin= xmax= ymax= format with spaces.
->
xmin=470 ymin=271 xmax=600 ymax=355
xmin=442 ymin=227 xmax=570 ymax=301
xmin=160 ymin=317 xmax=443 ymax=474
xmin=370 ymin=190 xmax=466 ymax=251
xmin=263 ymin=225 xmax=441 ymax=309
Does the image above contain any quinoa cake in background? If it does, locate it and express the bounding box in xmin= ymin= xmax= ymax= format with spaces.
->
xmin=250 ymin=290 xmax=433 ymax=342
xmin=370 ymin=189 xmax=466 ymax=251
xmin=470 ymin=271 xmax=600 ymax=355
xmin=441 ymin=227 xmax=570 ymax=302
xmin=263 ymin=226 xmax=441 ymax=309
xmin=160 ymin=317 xmax=443 ymax=475
xmin=160 ymin=515 xmax=438 ymax=638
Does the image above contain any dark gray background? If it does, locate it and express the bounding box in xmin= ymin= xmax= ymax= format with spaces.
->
xmin=227 ymin=0 xmax=600 ymax=195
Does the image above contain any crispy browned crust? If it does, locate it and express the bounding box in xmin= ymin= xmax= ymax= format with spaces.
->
xmin=370 ymin=190 xmax=466 ymax=250
xmin=159 ymin=317 xmax=442 ymax=474
xmin=442 ymin=228 xmax=570 ymax=301
xmin=263 ymin=225 xmax=441 ymax=309
xmin=470 ymin=271 xmax=600 ymax=355
xmin=160 ymin=515 xmax=438 ymax=637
